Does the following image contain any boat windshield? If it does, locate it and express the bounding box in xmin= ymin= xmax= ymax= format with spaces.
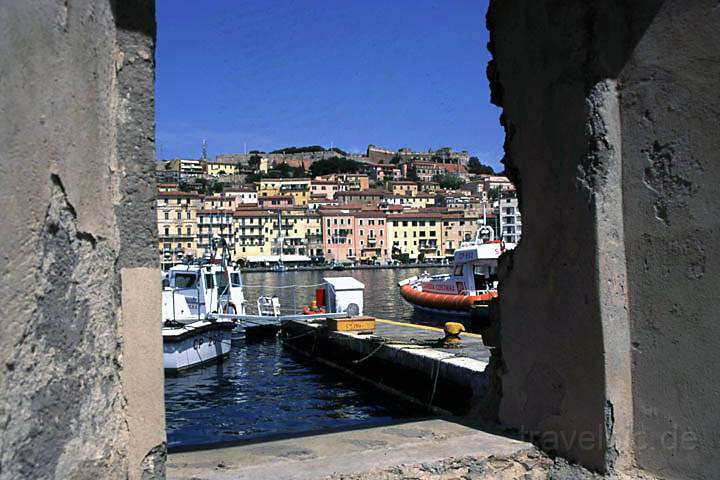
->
xmin=473 ymin=265 xmax=487 ymax=290
xmin=215 ymin=272 xmax=229 ymax=292
xmin=174 ymin=273 xmax=196 ymax=289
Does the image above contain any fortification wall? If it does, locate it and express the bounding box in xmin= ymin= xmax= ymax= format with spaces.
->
xmin=0 ymin=1 xmax=163 ymax=479
xmin=488 ymin=0 xmax=719 ymax=477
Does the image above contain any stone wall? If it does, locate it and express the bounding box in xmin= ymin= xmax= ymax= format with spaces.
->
xmin=488 ymin=0 xmax=719 ymax=477
xmin=619 ymin=2 xmax=720 ymax=477
xmin=0 ymin=1 xmax=163 ymax=479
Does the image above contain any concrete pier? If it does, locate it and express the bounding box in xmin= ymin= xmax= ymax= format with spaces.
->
xmin=167 ymin=418 xmax=532 ymax=480
xmin=281 ymin=318 xmax=492 ymax=415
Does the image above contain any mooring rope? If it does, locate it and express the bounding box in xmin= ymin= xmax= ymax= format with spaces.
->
xmin=280 ymin=329 xmax=320 ymax=342
xmin=351 ymin=340 xmax=388 ymax=364
xmin=427 ymin=358 xmax=441 ymax=410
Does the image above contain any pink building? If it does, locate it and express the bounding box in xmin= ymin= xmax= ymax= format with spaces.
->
xmin=310 ymin=179 xmax=340 ymax=199
xmin=320 ymin=207 xmax=389 ymax=263
xmin=259 ymin=195 xmax=293 ymax=209
xmin=354 ymin=211 xmax=389 ymax=261
xmin=321 ymin=209 xmax=355 ymax=262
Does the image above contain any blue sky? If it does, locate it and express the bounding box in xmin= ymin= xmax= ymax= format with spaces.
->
xmin=156 ymin=0 xmax=502 ymax=169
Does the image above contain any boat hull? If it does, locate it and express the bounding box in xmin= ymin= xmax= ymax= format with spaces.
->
xmin=163 ymin=320 xmax=235 ymax=373
xmin=399 ymin=284 xmax=494 ymax=321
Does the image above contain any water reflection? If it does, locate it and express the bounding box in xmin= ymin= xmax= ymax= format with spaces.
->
xmin=165 ymin=267 xmax=446 ymax=448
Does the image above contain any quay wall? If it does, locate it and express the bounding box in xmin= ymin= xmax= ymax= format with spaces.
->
xmin=488 ymin=0 xmax=719 ymax=477
xmin=0 ymin=1 xmax=163 ymax=479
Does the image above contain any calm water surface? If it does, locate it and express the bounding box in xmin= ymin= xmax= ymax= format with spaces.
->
xmin=165 ymin=267 xmax=446 ymax=448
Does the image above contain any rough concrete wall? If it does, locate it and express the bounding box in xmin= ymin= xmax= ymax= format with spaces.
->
xmin=619 ymin=2 xmax=720 ymax=478
xmin=486 ymin=0 xmax=662 ymax=472
xmin=0 ymin=1 xmax=162 ymax=479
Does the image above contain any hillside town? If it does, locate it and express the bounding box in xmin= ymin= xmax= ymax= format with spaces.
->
xmin=156 ymin=144 xmax=521 ymax=269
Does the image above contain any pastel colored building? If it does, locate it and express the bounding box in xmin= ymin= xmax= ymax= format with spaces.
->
xmin=311 ymin=179 xmax=340 ymax=199
xmin=257 ymin=178 xmax=311 ymax=206
xmin=156 ymin=190 xmax=201 ymax=267
xmin=204 ymin=161 xmax=239 ymax=176
xmin=259 ymin=195 xmax=293 ymax=209
xmin=387 ymin=212 xmax=444 ymax=261
xmin=388 ymin=180 xmax=419 ymax=197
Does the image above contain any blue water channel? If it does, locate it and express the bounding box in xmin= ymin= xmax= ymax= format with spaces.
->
xmin=164 ymin=267 xmax=442 ymax=449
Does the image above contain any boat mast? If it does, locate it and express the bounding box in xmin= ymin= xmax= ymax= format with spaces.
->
xmin=277 ymin=210 xmax=283 ymax=264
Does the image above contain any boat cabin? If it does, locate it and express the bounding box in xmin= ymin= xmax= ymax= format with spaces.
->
xmin=419 ymin=227 xmax=516 ymax=296
xmin=162 ymin=263 xmax=246 ymax=323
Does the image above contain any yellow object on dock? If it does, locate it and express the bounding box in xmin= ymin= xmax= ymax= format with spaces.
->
xmin=443 ymin=322 xmax=465 ymax=344
xmin=327 ymin=316 xmax=376 ymax=332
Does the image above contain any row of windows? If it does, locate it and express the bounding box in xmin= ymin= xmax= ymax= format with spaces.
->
xmin=390 ymin=220 xmax=438 ymax=227
xmin=164 ymin=211 xmax=192 ymax=220
xmin=393 ymin=230 xmax=436 ymax=238
xmin=162 ymin=227 xmax=193 ymax=236
xmin=392 ymin=240 xmax=440 ymax=248
xmin=160 ymin=198 xmax=194 ymax=205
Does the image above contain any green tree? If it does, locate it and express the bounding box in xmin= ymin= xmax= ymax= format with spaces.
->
xmin=309 ymin=156 xmax=362 ymax=176
xmin=467 ymin=156 xmax=494 ymax=175
xmin=433 ymin=173 xmax=464 ymax=190
xmin=248 ymin=154 xmax=262 ymax=170
xmin=270 ymin=145 xmax=325 ymax=154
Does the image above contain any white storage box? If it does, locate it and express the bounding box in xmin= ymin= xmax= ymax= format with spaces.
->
xmin=324 ymin=277 xmax=365 ymax=316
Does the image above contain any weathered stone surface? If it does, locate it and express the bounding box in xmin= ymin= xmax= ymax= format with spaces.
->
xmin=0 ymin=1 xmax=161 ymax=479
xmin=619 ymin=2 xmax=720 ymax=477
xmin=487 ymin=0 xmax=719 ymax=477
xmin=320 ymin=448 xmax=603 ymax=480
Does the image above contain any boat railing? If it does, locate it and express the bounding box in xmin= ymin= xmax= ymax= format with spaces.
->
xmin=242 ymin=281 xmax=327 ymax=316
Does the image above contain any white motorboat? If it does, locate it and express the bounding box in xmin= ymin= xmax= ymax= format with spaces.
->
xmin=162 ymin=236 xmax=247 ymax=373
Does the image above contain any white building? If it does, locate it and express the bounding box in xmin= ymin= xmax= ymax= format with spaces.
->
xmin=494 ymin=196 xmax=522 ymax=243
xmin=224 ymin=188 xmax=258 ymax=205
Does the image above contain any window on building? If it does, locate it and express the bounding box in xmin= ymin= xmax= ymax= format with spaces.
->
xmin=164 ymin=227 xmax=169 ymax=236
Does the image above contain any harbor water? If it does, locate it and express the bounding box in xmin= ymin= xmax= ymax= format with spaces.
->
xmin=165 ymin=267 xmax=442 ymax=449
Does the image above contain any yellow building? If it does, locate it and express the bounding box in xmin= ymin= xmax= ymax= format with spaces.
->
xmin=387 ymin=212 xmax=444 ymax=261
xmin=156 ymin=190 xmax=201 ymax=268
xmin=232 ymin=207 xmax=323 ymax=261
xmin=202 ymin=194 xmax=236 ymax=210
xmin=257 ymin=178 xmax=311 ymax=206
xmin=204 ymin=161 xmax=239 ymax=176
xmin=388 ymin=180 xmax=419 ymax=196
xmin=233 ymin=209 xmax=274 ymax=258
xmin=196 ymin=209 xmax=236 ymax=257
xmin=441 ymin=212 xmax=480 ymax=258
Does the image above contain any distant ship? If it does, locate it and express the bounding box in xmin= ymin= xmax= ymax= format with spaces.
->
xmin=398 ymin=226 xmax=515 ymax=321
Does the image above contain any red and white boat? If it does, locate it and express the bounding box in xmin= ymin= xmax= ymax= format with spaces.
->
xmin=398 ymin=227 xmax=515 ymax=320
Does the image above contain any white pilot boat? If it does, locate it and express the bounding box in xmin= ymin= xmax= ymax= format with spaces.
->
xmin=398 ymin=226 xmax=516 ymax=321
xmin=162 ymin=237 xmax=246 ymax=373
